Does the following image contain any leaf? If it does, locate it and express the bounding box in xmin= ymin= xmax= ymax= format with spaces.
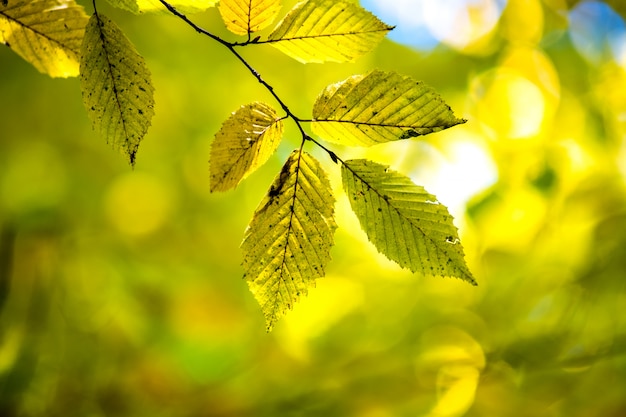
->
xmin=241 ymin=150 xmax=337 ymax=331
xmin=341 ymin=159 xmax=475 ymax=285
xmin=210 ymin=102 xmax=284 ymax=192
xmin=219 ymin=0 xmax=281 ymax=36
xmin=266 ymin=0 xmax=392 ymax=63
xmin=105 ymin=0 xmax=217 ymax=14
xmin=0 ymin=0 xmax=89 ymax=77
xmin=79 ymin=13 xmax=155 ymax=166
xmin=312 ymin=70 xmax=466 ymax=146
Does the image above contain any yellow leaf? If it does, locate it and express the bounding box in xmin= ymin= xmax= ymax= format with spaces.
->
xmin=219 ymin=0 xmax=282 ymax=36
xmin=210 ymin=102 xmax=284 ymax=192
xmin=342 ymin=159 xmax=475 ymax=284
xmin=80 ymin=13 xmax=155 ymax=165
xmin=267 ymin=0 xmax=392 ymax=63
xmin=312 ymin=70 xmax=466 ymax=146
xmin=241 ymin=151 xmax=337 ymax=331
xmin=0 ymin=0 xmax=88 ymax=77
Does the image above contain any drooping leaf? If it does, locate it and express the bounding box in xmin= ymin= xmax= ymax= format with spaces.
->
xmin=105 ymin=0 xmax=217 ymax=15
xmin=242 ymin=150 xmax=337 ymax=331
xmin=312 ymin=70 xmax=466 ymax=146
xmin=79 ymin=13 xmax=155 ymax=166
xmin=0 ymin=0 xmax=88 ymax=77
xmin=219 ymin=0 xmax=281 ymax=36
xmin=210 ymin=102 xmax=284 ymax=192
xmin=266 ymin=0 xmax=392 ymax=63
xmin=341 ymin=159 xmax=475 ymax=284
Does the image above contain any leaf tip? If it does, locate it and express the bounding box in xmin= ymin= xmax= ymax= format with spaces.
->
xmin=462 ymin=272 xmax=478 ymax=286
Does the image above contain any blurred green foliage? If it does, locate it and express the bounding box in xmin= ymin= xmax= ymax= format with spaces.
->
xmin=1 ymin=0 xmax=626 ymax=416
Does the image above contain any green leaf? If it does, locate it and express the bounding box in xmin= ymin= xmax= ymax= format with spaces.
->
xmin=312 ymin=70 xmax=466 ymax=146
xmin=219 ymin=0 xmax=281 ymax=36
xmin=242 ymin=150 xmax=337 ymax=331
xmin=105 ymin=0 xmax=217 ymax=15
xmin=210 ymin=102 xmax=284 ymax=192
xmin=79 ymin=13 xmax=155 ymax=166
xmin=0 ymin=0 xmax=88 ymax=77
xmin=341 ymin=159 xmax=475 ymax=285
xmin=266 ymin=0 xmax=392 ymax=63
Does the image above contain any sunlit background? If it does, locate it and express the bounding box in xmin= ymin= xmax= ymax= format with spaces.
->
xmin=2 ymin=0 xmax=626 ymax=416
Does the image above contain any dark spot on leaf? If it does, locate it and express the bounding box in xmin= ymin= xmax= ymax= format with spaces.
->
xmin=268 ymin=185 xmax=280 ymax=198
xmin=268 ymin=161 xmax=292 ymax=201
xmin=400 ymin=129 xmax=420 ymax=139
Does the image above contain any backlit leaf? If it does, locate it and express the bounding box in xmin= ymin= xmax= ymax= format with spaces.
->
xmin=105 ymin=0 xmax=217 ymax=14
xmin=219 ymin=0 xmax=281 ymax=36
xmin=242 ymin=150 xmax=337 ymax=331
xmin=266 ymin=0 xmax=392 ymax=63
xmin=312 ymin=70 xmax=466 ymax=146
xmin=0 ymin=0 xmax=88 ymax=77
xmin=342 ymin=159 xmax=475 ymax=284
xmin=210 ymin=102 xmax=284 ymax=192
xmin=79 ymin=13 xmax=155 ymax=166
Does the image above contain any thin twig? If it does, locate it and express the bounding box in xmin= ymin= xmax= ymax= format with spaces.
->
xmin=158 ymin=0 xmax=339 ymax=161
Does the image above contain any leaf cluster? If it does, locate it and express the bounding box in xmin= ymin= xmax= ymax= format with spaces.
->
xmin=1 ymin=0 xmax=475 ymax=330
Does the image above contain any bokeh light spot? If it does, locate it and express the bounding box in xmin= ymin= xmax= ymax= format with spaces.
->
xmin=408 ymin=134 xmax=498 ymax=218
xmin=416 ymin=326 xmax=485 ymax=417
xmin=499 ymin=0 xmax=544 ymax=45
xmin=473 ymin=68 xmax=547 ymax=139
xmin=569 ymin=1 xmax=626 ymax=65
xmin=423 ymin=0 xmax=505 ymax=51
xmin=105 ymin=172 xmax=174 ymax=237
xmin=360 ymin=0 xmax=439 ymax=50
xmin=430 ymin=365 xmax=481 ymax=417
xmin=362 ymin=0 xmax=506 ymax=52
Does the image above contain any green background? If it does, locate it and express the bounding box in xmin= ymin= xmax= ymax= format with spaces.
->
xmin=1 ymin=0 xmax=626 ymax=415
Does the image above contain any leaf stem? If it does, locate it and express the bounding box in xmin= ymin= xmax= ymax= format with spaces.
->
xmin=303 ymin=135 xmax=341 ymax=165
